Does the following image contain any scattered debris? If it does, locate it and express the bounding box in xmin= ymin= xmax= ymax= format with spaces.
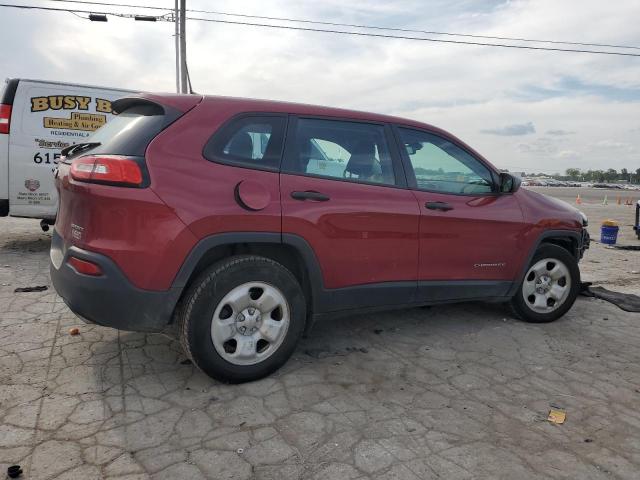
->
xmin=305 ymin=346 xmax=369 ymax=358
xmin=14 ymin=285 xmax=48 ymax=293
xmin=236 ymin=448 xmax=244 ymax=454
xmin=346 ymin=346 xmax=368 ymax=354
xmin=584 ymin=438 xmax=594 ymax=443
xmin=373 ymin=329 xmax=383 ymax=334
xmin=304 ymin=348 xmax=339 ymax=359
xmin=68 ymin=327 xmax=80 ymax=336
xmin=7 ymin=465 xmax=23 ymax=478
xmin=180 ymin=359 xmax=193 ymax=365
xmin=547 ymin=407 xmax=566 ymax=425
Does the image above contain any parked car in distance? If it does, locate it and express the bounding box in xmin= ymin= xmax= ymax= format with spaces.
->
xmin=50 ymin=93 xmax=590 ymax=383
xmin=593 ymin=183 xmax=624 ymax=189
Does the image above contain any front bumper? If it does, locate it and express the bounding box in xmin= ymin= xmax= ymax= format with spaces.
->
xmin=50 ymin=230 xmax=181 ymax=332
xmin=579 ymin=228 xmax=590 ymax=259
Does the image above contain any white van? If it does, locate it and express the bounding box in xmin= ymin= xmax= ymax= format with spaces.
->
xmin=0 ymin=78 xmax=133 ymax=229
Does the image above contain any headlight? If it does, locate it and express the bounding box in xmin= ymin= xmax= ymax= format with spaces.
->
xmin=579 ymin=211 xmax=588 ymax=226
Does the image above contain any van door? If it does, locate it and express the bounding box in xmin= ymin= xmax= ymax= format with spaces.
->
xmin=0 ymin=79 xmax=19 ymax=216
xmin=7 ymin=80 xmax=130 ymax=219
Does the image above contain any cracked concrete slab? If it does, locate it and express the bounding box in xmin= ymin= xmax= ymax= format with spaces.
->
xmin=1 ymin=194 xmax=639 ymax=479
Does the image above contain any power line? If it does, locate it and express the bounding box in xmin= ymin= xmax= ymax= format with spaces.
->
xmin=0 ymin=2 xmax=164 ymax=19
xmin=43 ymin=0 xmax=640 ymax=51
xmin=2 ymin=3 xmax=640 ymax=57
xmin=183 ymin=16 xmax=640 ymax=57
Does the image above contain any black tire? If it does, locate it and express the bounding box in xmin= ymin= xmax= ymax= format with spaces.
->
xmin=509 ymin=244 xmax=580 ymax=323
xmin=176 ymin=255 xmax=306 ymax=383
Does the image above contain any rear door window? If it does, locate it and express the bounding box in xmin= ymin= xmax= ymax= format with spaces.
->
xmin=284 ymin=118 xmax=396 ymax=186
xmin=203 ymin=116 xmax=287 ymax=171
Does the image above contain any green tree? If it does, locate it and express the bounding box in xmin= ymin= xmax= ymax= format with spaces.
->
xmin=565 ymin=168 xmax=581 ymax=180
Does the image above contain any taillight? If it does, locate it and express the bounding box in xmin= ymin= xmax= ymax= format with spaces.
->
xmin=67 ymin=256 xmax=103 ymax=276
xmin=0 ymin=104 xmax=11 ymax=134
xmin=70 ymin=155 xmax=145 ymax=187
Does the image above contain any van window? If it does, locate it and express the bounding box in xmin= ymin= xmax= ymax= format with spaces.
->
xmin=285 ymin=118 xmax=395 ymax=186
xmin=203 ymin=116 xmax=286 ymax=171
xmin=398 ymin=128 xmax=494 ymax=195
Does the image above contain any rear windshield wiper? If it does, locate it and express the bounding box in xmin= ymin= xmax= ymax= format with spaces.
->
xmin=60 ymin=142 xmax=101 ymax=160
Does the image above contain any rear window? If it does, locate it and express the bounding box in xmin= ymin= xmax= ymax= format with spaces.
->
xmin=65 ymin=102 xmax=178 ymax=159
xmin=203 ymin=115 xmax=287 ymax=171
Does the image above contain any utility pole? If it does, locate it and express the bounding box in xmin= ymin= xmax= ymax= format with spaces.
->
xmin=174 ymin=0 xmax=188 ymax=94
xmin=174 ymin=0 xmax=180 ymax=93
xmin=179 ymin=0 xmax=188 ymax=93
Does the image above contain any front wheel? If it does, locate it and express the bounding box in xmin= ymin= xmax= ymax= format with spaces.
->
xmin=510 ymin=244 xmax=580 ymax=323
xmin=177 ymin=255 xmax=306 ymax=383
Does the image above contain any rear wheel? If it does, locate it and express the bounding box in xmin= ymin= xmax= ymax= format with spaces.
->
xmin=510 ymin=244 xmax=580 ymax=323
xmin=177 ymin=255 xmax=306 ymax=383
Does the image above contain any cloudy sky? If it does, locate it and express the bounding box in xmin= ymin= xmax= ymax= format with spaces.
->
xmin=1 ymin=0 xmax=639 ymax=173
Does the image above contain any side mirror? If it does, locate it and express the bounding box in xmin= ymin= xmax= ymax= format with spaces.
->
xmin=499 ymin=172 xmax=521 ymax=193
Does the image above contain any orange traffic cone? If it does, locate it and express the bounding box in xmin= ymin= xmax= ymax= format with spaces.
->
xmin=617 ymin=196 xmax=622 ymax=205
xmin=575 ymin=194 xmax=582 ymax=205
xmin=625 ymin=197 xmax=633 ymax=206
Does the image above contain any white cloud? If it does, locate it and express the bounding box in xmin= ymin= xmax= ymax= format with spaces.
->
xmin=1 ymin=0 xmax=639 ymax=173
xmin=592 ymin=140 xmax=636 ymax=153
xmin=481 ymin=122 xmax=535 ymax=136
xmin=556 ymin=150 xmax=580 ymax=160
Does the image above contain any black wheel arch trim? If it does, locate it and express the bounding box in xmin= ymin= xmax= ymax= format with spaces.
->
xmin=507 ymin=229 xmax=584 ymax=298
xmin=172 ymin=232 xmax=524 ymax=316
xmin=171 ymin=232 xmax=327 ymax=313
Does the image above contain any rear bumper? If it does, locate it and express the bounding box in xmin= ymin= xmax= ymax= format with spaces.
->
xmin=50 ymin=229 xmax=181 ymax=332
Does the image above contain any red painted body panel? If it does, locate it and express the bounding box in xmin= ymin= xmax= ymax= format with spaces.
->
xmin=144 ymin=101 xmax=281 ymax=239
xmin=411 ymin=191 xmax=526 ymax=280
xmin=514 ymin=188 xmax=584 ymax=267
xmin=280 ymin=174 xmax=420 ymax=289
xmin=55 ymin=163 xmax=197 ymax=291
xmin=54 ymin=93 xmax=585 ymax=300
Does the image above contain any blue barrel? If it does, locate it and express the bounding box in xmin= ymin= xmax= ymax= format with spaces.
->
xmin=600 ymin=225 xmax=619 ymax=245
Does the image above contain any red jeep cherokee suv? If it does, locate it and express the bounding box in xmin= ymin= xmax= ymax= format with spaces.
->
xmin=51 ymin=94 xmax=589 ymax=383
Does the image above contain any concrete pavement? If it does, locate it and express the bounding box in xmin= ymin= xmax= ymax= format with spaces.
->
xmin=1 ymin=211 xmax=639 ymax=479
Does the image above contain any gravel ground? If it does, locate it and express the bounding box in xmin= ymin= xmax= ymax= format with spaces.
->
xmin=1 ymin=187 xmax=639 ymax=479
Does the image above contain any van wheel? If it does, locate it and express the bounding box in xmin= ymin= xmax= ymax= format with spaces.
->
xmin=509 ymin=244 xmax=580 ymax=323
xmin=177 ymin=255 xmax=306 ymax=383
